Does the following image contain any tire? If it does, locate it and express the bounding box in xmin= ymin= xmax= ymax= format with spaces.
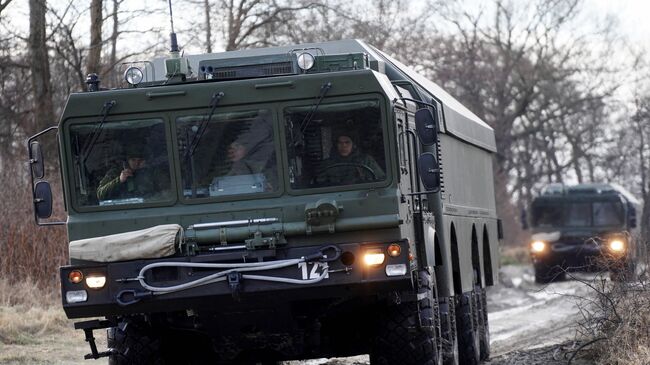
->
xmin=476 ymin=287 xmax=490 ymax=361
xmin=107 ymin=319 xmax=164 ymax=365
xmin=455 ymin=292 xmax=480 ymax=365
xmin=610 ymin=260 xmax=635 ymax=282
xmin=439 ymin=296 xmax=459 ymax=365
xmin=534 ymin=263 xmax=565 ymax=284
xmin=371 ymin=269 xmax=442 ymax=365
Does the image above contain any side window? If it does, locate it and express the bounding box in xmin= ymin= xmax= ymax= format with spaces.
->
xmin=69 ymin=119 xmax=173 ymax=207
xmin=284 ymin=100 xmax=387 ymax=189
xmin=176 ymin=109 xmax=278 ymax=199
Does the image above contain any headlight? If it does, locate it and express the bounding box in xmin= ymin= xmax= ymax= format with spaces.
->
xmin=85 ymin=275 xmax=107 ymax=289
xmin=530 ymin=240 xmax=546 ymax=253
xmin=364 ymin=249 xmax=386 ymax=266
xmin=124 ymin=66 xmax=144 ymax=85
xmin=608 ymin=239 xmax=625 ymax=253
xmin=297 ymin=52 xmax=315 ymax=71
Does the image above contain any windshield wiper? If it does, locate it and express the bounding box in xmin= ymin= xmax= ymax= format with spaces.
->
xmin=300 ymin=82 xmax=331 ymax=134
xmin=80 ymin=100 xmax=116 ymax=164
xmin=185 ymin=91 xmax=224 ymax=158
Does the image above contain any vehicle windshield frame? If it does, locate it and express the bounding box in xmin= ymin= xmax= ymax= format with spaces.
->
xmin=279 ymin=93 xmax=392 ymax=195
xmin=63 ymin=114 xmax=177 ymax=213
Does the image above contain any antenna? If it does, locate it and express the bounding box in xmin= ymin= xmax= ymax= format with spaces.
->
xmin=168 ymin=0 xmax=179 ymax=53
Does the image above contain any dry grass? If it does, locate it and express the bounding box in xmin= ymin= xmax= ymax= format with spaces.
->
xmin=0 ymin=278 xmax=64 ymax=345
xmin=500 ymin=245 xmax=530 ymax=266
xmin=569 ymin=242 xmax=650 ymax=365
xmin=0 ymin=162 xmax=68 ymax=291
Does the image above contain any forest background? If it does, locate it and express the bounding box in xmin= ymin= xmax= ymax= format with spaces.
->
xmin=1 ymin=0 xmax=650 ymax=290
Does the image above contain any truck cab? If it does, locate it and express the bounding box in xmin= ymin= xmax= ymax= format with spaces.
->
xmin=28 ymin=39 xmax=500 ymax=364
xmin=528 ymin=183 xmax=639 ymax=283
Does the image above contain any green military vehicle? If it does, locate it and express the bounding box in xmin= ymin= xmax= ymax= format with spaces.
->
xmin=28 ymin=39 xmax=500 ymax=364
xmin=527 ymin=183 xmax=640 ymax=283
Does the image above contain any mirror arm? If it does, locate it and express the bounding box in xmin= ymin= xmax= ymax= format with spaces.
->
xmin=403 ymin=189 xmax=440 ymax=196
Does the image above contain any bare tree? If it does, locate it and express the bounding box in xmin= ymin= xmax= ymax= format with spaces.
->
xmin=29 ymin=0 xmax=54 ymax=133
xmin=425 ymin=0 xmax=620 ymax=244
xmin=86 ymin=0 xmax=103 ymax=76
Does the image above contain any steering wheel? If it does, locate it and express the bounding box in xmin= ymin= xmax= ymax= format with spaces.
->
xmin=314 ymin=162 xmax=377 ymax=185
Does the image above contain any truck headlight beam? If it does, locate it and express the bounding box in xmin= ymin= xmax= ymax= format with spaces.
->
xmin=531 ymin=240 xmax=546 ymax=253
xmin=608 ymin=239 xmax=625 ymax=253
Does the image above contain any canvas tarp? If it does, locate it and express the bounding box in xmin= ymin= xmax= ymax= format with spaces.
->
xmin=69 ymin=224 xmax=182 ymax=262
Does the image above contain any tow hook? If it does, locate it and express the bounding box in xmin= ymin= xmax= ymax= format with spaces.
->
xmin=116 ymin=289 xmax=153 ymax=306
xmin=303 ymin=244 xmax=342 ymax=262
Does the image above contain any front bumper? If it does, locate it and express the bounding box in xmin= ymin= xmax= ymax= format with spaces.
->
xmin=530 ymin=240 xmax=628 ymax=270
xmin=61 ymin=241 xmax=412 ymax=319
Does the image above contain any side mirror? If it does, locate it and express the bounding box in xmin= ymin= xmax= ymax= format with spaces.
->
xmin=29 ymin=141 xmax=45 ymax=179
xmin=34 ymin=181 xmax=53 ymax=219
xmin=628 ymin=203 xmax=637 ymax=229
xmin=415 ymin=108 xmax=438 ymax=146
xmin=417 ymin=152 xmax=440 ymax=191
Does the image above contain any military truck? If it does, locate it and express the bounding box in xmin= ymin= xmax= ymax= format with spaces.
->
xmin=527 ymin=183 xmax=640 ymax=283
xmin=28 ymin=39 xmax=500 ymax=364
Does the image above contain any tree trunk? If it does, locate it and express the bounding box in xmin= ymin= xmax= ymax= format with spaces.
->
xmin=86 ymin=0 xmax=103 ymax=77
xmin=107 ymin=0 xmax=119 ymax=88
xmin=204 ymin=0 xmax=212 ymax=53
xmin=28 ymin=0 xmax=54 ymax=133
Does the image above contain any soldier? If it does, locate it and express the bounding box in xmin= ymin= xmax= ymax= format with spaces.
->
xmin=97 ymin=144 xmax=170 ymax=201
xmin=317 ymin=133 xmax=385 ymax=185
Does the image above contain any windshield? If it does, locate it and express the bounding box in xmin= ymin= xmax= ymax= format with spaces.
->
xmin=69 ymin=118 xmax=173 ymax=207
xmin=532 ymin=200 xmax=625 ymax=228
xmin=284 ymin=100 xmax=387 ymax=189
xmin=176 ymin=109 xmax=278 ymax=199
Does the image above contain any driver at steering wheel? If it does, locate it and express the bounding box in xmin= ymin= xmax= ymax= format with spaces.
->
xmin=317 ymin=133 xmax=385 ymax=185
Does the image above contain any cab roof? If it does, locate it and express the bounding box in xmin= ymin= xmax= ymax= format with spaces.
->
xmin=150 ymin=39 xmax=497 ymax=152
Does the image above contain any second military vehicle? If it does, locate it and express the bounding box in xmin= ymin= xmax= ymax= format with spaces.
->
xmin=528 ymin=183 xmax=639 ymax=283
xmin=28 ymin=38 xmax=500 ymax=364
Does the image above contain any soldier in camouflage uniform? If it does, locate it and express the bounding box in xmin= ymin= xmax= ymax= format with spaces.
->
xmin=318 ymin=134 xmax=385 ymax=185
xmin=97 ymin=145 xmax=170 ymax=201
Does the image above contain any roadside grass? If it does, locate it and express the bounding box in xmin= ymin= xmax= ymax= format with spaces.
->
xmin=570 ymin=244 xmax=650 ymax=365
xmin=500 ymin=245 xmax=529 ymax=266
xmin=0 ymin=279 xmax=65 ymax=345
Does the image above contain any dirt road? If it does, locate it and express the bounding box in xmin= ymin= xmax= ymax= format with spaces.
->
xmin=0 ymin=264 xmax=596 ymax=364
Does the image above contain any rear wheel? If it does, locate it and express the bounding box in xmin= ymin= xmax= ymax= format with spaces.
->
xmin=371 ymin=269 xmax=442 ymax=365
xmin=476 ymin=286 xmax=490 ymax=361
xmin=455 ymin=291 xmax=480 ymax=365
xmin=439 ymin=296 xmax=459 ymax=365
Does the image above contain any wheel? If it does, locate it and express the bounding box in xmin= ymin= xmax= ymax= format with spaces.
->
xmin=439 ymin=296 xmax=459 ymax=365
xmin=455 ymin=291 xmax=480 ymax=365
xmin=107 ymin=319 xmax=164 ymax=365
xmin=371 ymin=269 xmax=442 ymax=365
xmin=534 ymin=263 xmax=565 ymax=284
xmin=476 ymin=287 xmax=490 ymax=361
xmin=610 ymin=260 xmax=635 ymax=282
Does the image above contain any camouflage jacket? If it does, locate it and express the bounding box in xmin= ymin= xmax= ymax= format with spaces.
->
xmin=96 ymin=165 xmax=169 ymax=201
